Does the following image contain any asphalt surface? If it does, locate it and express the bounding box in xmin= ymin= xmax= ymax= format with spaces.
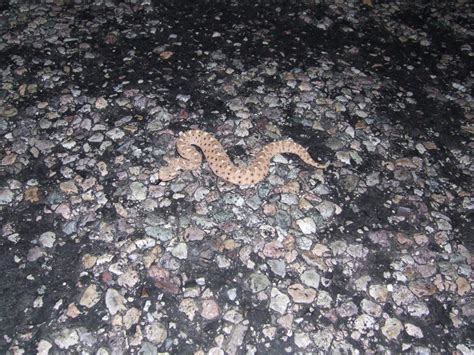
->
xmin=0 ymin=1 xmax=472 ymax=354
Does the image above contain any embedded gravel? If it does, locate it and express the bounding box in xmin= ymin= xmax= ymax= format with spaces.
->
xmin=0 ymin=1 xmax=472 ymax=354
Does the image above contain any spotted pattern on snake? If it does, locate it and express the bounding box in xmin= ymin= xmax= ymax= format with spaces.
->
xmin=159 ymin=130 xmax=328 ymax=186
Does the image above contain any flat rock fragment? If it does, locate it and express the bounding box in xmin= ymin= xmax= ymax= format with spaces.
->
xmin=288 ymin=283 xmax=317 ymax=304
xmin=270 ymin=288 xmax=290 ymax=314
xmin=297 ymin=217 xmax=316 ymax=235
xmin=105 ymin=289 xmax=126 ymax=315
xmin=145 ymin=322 xmax=167 ymax=345
xmin=381 ymin=318 xmax=403 ymax=340
xmin=80 ymin=284 xmax=101 ymax=308
xmin=53 ymin=328 xmax=79 ymax=349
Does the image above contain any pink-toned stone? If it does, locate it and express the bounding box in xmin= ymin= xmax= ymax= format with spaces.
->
xmin=287 ymin=284 xmax=317 ymax=304
xmin=201 ymin=299 xmax=220 ymax=320
xmin=263 ymin=241 xmax=285 ymax=259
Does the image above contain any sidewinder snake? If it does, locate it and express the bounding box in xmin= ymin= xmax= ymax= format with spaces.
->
xmin=159 ymin=130 xmax=328 ymax=185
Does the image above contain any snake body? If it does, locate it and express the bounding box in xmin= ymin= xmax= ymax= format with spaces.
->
xmin=159 ymin=130 xmax=328 ymax=185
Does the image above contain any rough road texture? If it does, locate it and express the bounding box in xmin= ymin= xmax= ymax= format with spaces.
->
xmin=159 ymin=129 xmax=328 ymax=185
xmin=0 ymin=0 xmax=472 ymax=354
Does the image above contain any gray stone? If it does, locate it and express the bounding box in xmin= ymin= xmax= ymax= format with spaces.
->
xmin=34 ymin=139 xmax=55 ymax=151
xmin=257 ymin=183 xmax=272 ymax=198
xmin=224 ymin=323 xmax=249 ymax=355
xmin=316 ymin=201 xmax=339 ymax=219
xmin=297 ymin=217 xmax=316 ymax=235
xmin=117 ymin=269 xmax=140 ymax=288
xmin=171 ymin=243 xmax=188 ymax=259
xmin=405 ymin=323 xmax=424 ymax=338
xmin=366 ymin=172 xmax=380 ymax=186
xmin=353 ymin=314 xmax=376 ymax=332
xmin=145 ymin=226 xmax=172 ymax=241
xmin=223 ymin=193 xmax=244 ymax=206
xmin=27 ymin=246 xmax=45 ymax=262
xmin=268 ymin=259 xmax=286 ymax=277
xmin=361 ymin=299 xmax=382 ymax=318
xmin=294 ymin=332 xmax=312 ymax=348
xmin=194 ymin=187 xmax=209 ymax=201
xmin=63 ymin=220 xmax=78 ymax=235
xmin=105 ymin=289 xmax=126 ymax=315
xmin=381 ymin=318 xmax=403 ymax=340
xmin=53 ymin=328 xmax=79 ymax=349
xmin=249 ymin=273 xmax=270 ymax=293
xmin=339 ymin=175 xmax=359 ymax=192
xmin=325 ymin=138 xmax=345 ymax=150
xmin=281 ymin=193 xmax=298 ymax=205
xmin=106 ymin=128 xmax=125 ymax=141
xmin=270 ymin=288 xmax=290 ymax=314
xmin=0 ymin=189 xmax=14 ymax=204
xmin=301 ymin=269 xmax=320 ymax=289
xmin=80 ymin=284 xmax=102 ymax=308
xmin=337 ymin=301 xmax=358 ymax=318
xmin=275 ymin=210 xmax=291 ymax=229
xmin=246 ymin=194 xmax=262 ymax=210
xmin=39 ymin=231 xmax=56 ymax=248
xmin=37 ymin=339 xmax=53 ymax=355
xmin=139 ymin=342 xmax=158 ymax=355
xmin=312 ymin=328 xmax=333 ymax=350
xmin=88 ymin=133 xmax=104 ymax=143
xmin=145 ymin=322 xmax=167 ymax=345
xmin=130 ymin=182 xmax=147 ymax=201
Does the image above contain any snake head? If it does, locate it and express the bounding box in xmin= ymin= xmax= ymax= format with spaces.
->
xmin=159 ymin=165 xmax=179 ymax=181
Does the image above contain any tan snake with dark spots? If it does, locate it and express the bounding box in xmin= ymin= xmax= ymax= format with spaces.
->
xmin=159 ymin=130 xmax=328 ymax=185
